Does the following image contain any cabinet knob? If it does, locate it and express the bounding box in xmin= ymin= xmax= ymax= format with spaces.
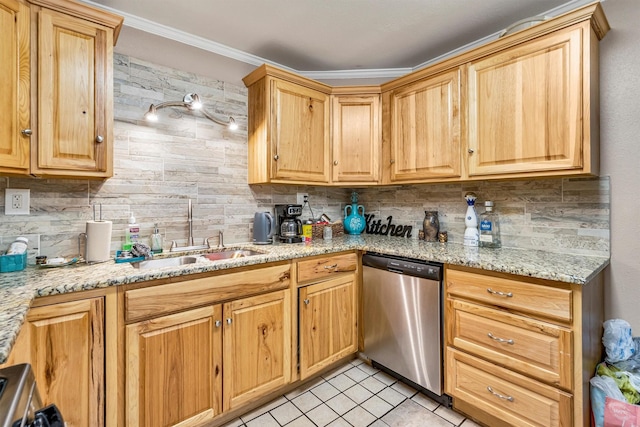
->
xmin=274 ymin=154 xmax=279 ymax=161
xmin=21 ymin=129 xmax=32 ymax=136
xmin=215 ymin=320 xmax=221 ymax=328
xmin=96 ymin=135 xmax=104 ymax=143
xmin=390 ymin=159 xmax=395 ymax=164
xmin=334 ymin=160 xmax=338 ymax=166
xmin=468 ymin=148 xmax=475 ymax=154
xmin=303 ymin=299 xmax=310 ymax=305
xmin=226 ymin=318 xmax=232 ymax=325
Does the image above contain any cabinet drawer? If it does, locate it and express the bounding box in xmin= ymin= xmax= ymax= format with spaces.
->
xmin=449 ymin=299 xmax=572 ymax=389
xmin=446 ymin=348 xmax=572 ymax=427
xmin=125 ymin=264 xmax=290 ymax=322
xmin=297 ymin=252 xmax=357 ymax=283
xmin=446 ymin=268 xmax=572 ymax=323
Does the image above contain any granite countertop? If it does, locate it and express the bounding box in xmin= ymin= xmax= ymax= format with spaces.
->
xmin=0 ymin=235 xmax=610 ymax=364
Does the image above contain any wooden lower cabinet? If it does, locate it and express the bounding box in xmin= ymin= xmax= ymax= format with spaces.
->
xmin=299 ymin=275 xmax=358 ymax=380
xmin=445 ymin=265 xmax=604 ymax=427
xmin=1 ymin=297 xmax=105 ymax=427
xmin=124 ymin=284 xmax=291 ymax=426
xmin=223 ymin=289 xmax=292 ymax=411
xmin=126 ymin=305 xmax=223 ymax=427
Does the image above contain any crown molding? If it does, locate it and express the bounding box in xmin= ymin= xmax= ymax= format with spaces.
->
xmin=81 ymin=0 xmax=601 ymax=80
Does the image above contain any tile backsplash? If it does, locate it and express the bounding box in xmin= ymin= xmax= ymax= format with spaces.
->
xmin=0 ymin=54 xmax=609 ymax=258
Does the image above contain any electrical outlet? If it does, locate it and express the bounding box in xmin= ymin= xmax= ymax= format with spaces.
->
xmin=5 ymin=189 xmax=30 ymax=215
xmin=296 ymin=192 xmax=308 ymax=205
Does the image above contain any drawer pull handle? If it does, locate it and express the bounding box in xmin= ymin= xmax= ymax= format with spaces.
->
xmin=324 ymin=264 xmax=338 ymax=270
xmin=487 ymin=332 xmax=514 ymax=345
xmin=487 ymin=288 xmax=513 ymax=298
xmin=487 ymin=386 xmax=514 ymax=402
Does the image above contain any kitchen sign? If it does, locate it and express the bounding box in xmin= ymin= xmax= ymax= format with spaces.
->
xmin=364 ymin=214 xmax=412 ymax=238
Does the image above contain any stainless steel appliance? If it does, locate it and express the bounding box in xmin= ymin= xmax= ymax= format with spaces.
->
xmin=253 ymin=211 xmax=275 ymax=244
xmin=362 ymin=253 xmax=451 ymax=406
xmin=0 ymin=363 xmax=64 ymax=427
xmin=275 ymin=204 xmax=303 ymax=243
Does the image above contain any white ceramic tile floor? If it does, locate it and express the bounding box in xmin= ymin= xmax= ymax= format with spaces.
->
xmin=221 ymin=358 xmax=480 ymax=427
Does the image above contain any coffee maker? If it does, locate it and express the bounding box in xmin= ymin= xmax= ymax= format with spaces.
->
xmin=275 ymin=204 xmax=303 ymax=243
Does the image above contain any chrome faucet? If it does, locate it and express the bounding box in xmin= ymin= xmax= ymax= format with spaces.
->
xmin=188 ymin=199 xmax=194 ymax=246
xmin=170 ymin=199 xmax=212 ymax=252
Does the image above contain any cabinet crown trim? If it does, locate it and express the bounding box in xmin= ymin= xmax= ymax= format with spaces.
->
xmin=28 ymin=0 xmax=124 ymax=43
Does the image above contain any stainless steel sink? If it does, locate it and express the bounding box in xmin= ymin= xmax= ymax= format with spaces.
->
xmin=200 ymin=250 xmax=264 ymax=261
xmin=131 ymin=256 xmax=198 ymax=269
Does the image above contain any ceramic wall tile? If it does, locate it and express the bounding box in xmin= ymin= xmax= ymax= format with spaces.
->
xmin=0 ymin=54 xmax=610 ymax=258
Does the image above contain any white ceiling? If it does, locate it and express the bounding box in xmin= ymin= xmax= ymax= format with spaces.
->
xmin=83 ymin=0 xmax=598 ymax=86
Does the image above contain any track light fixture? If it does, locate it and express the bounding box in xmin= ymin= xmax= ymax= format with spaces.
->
xmin=143 ymin=93 xmax=237 ymax=130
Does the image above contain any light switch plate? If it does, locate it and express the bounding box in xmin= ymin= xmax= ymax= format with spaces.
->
xmin=5 ymin=189 xmax=30 ymax=215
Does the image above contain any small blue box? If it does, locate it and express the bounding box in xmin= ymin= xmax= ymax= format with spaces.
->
xmin=0 ymin=252 xmax=27 ymax=273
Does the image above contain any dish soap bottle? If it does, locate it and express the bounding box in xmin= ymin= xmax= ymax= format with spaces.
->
xmin=463 ymin=193 xmax=479 ymax=247
xmin=124 ymin=212 xmax=139 ymax=250
xmin=151 ymin=223 xmax=163 ymax=253
xmin=479 ymin=201 xmax=501 ymax=248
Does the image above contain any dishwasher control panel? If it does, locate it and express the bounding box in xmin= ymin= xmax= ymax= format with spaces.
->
xmin=362 ymin=253 xmax=442 ymax=281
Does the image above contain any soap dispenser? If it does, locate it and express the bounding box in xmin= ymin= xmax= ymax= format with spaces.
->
xmin=151 ymin=223 xmax=163 ymax=253
xmin=124 ymin=213 xmax=140 ymax=250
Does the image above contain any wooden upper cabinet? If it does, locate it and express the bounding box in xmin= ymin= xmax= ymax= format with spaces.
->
xmin=2 ymin=297 xmax=105 ymax=427
xmin=0 ymin=0 xmax=30 ymax=175
xmin=332 ymin=92 xmax=380 ymax=184
xmin=0 ymin=0 xmax=122 ymax=179
xmin=385 ymin=69 xmax=461 ymax=183
xmin=32 ymin=4 xmax=117 ymax=178
xmin=271 ymin=79 xmax=330 ymax=182
xmin=468 ymin=25 xmax=582 ymax=177
xmin=243 ymin=65 xmax=331 ymax=184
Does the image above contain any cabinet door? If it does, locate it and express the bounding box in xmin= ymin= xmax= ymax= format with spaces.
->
xmin=271 ymin=79 xmax=330 ymax=183
xmin=467 ymin=25 xmax=583 ymax=177
xmin=126 ymin=305 xmax=223 ymax=427
xmin=223 ymin=289 xmax=291 ymax=411
xmin=332 ymin=95 xmax=380 ymax=183
xmin=388 ymin=69 xmax=461 ymax=182
xmin=0 ymin=0 xmax=30 ymax=175
xmin=35 ymin=7 xmax=113 ymax=177
xmin=299 ymin=275 xmax=358 ymax=380
xmin=2 ymin=298 xmax=104 ymax=427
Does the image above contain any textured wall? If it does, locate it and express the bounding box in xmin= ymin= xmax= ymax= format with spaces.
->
xmin=0 ymin=54 xmax=609 ymax=261
xmin=599 ymin=0 xmax=640 ymax=324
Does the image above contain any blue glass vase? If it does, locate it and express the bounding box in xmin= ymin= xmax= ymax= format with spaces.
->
xmin=344 ymin=192 xmax=366 ymax=235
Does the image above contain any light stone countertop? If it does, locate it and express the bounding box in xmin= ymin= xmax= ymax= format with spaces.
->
xmin=0 ymin=234 xmax=609 ymax=364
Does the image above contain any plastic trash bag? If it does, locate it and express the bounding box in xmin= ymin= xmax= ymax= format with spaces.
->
xmin=603 ymin=319 xmax=640 ymax=364
xmin=605 ymin=397 xmax=640 ymax=427
xmin=592 ymin=375 xmax=627 ymax=427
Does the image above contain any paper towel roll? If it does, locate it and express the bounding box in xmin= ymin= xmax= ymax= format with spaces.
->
xmin=86 ymin=220 xmax=112 ymax=262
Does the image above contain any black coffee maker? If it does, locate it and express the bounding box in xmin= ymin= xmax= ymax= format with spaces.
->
xmin=275 ymin=204 xmax=303 ymax=243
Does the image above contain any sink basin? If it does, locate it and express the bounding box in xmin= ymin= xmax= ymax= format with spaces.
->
xmin=131 ymin=256 xmax=198 ymax=270
xmin=200 ymin=250 xmax=264 ymax=261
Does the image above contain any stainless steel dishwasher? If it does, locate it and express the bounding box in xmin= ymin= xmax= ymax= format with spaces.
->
xmin=362 ymin=253 xmax=450 ymax=406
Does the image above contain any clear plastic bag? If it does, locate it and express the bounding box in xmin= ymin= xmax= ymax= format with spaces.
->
xmin=603 ymin=319 xmax=640 ymax=363
xmin=592 ymin=375 xmax=627 ymax=427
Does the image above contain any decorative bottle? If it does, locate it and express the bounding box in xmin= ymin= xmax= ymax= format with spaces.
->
xmin=463 ymin=193 xmax=479 ymax=247
xmin=479 ymin=201 xmax=501 ymax=248
xmin=344 ymin=191 xmax=366 ymax=235
xmin=423 ymin=211 xmax=440 ymax=242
